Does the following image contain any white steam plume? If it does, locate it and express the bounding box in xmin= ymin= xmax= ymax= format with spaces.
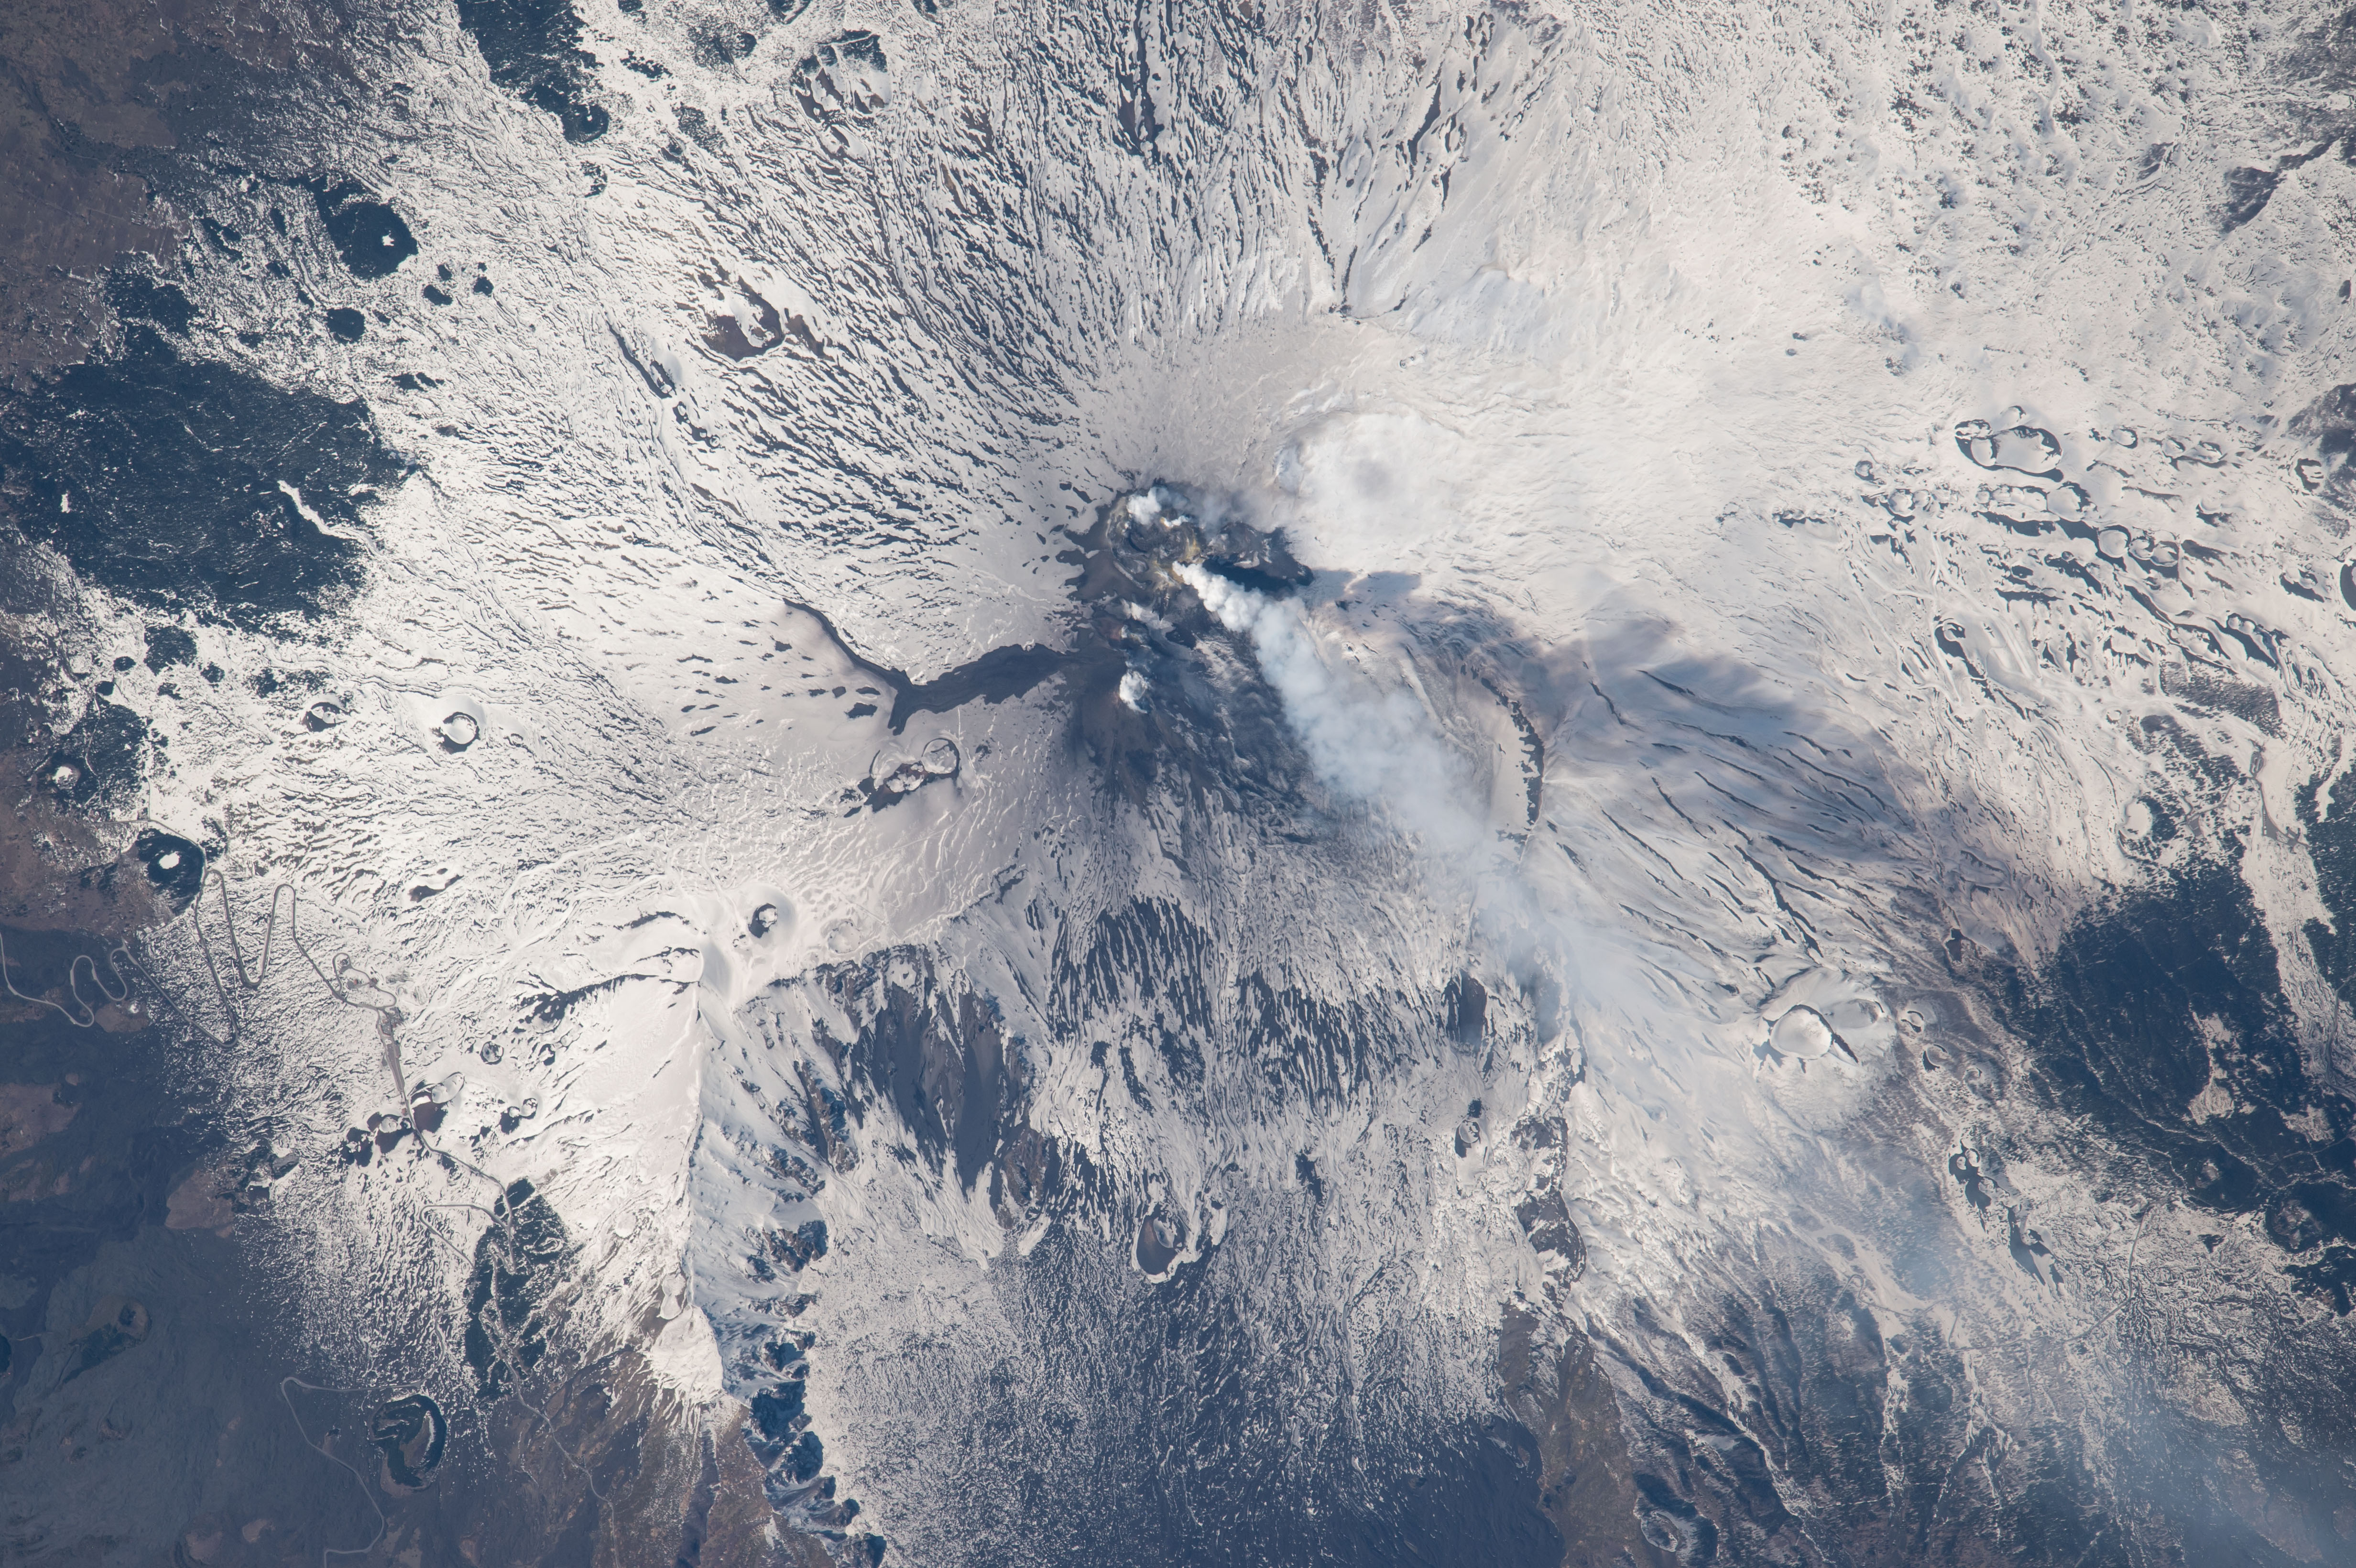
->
xmin=1177 ymin=563 xmax=1493 ymax=863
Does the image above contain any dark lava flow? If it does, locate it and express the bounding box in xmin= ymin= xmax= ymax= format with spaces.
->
xmin=0 ymin=323 xmax=403 ymax=628
xmin=781 ymin=597 xmax=1069 ymax=735
xmin=311 ymin=180 xmax=419 ymax=279
xmin=456 ymin=0 xmax=611 ymax=143
xmin=463 ymin=1179 xmax=575 ymax=1399
xmin=371 ymin=1392 xmax=450 ymax=1490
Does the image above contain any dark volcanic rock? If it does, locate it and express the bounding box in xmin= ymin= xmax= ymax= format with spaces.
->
xmin=312 ymin=180 xmax=418 ymax=279
xmin=2298 ymin=770 xmax=2356 ymax=1027
xmin=464 ymin=1178 xmax=575 ymax=1397
xmin=456 ymin=0 xmax=611 ymax=143
xmin=1513 ymin=1187 xmax=1586 ymax=1273
xmin=106 ymin=275 xmax=196 ymax=335
xmin=371 ymin=1392 xmax=449 ymax=1490
xmin=40 ymin=698 xmax=149 ymax=809
xmin=132 ymin=828 xmax=204 ymax=909
xmin=0 ymin=325 xmax=401 ymax=628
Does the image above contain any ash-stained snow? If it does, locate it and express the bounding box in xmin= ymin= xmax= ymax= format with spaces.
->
xmin=11 ymin=0 xmax=2356 ymax=1562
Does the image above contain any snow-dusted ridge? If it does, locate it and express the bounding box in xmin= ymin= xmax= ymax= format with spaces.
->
xmin=8 ymin=0 xmax=2356 ymax=1560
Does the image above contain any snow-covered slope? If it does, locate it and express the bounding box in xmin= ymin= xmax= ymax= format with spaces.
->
xmin=8 ymin=0 xmax=2356 ymax=1562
